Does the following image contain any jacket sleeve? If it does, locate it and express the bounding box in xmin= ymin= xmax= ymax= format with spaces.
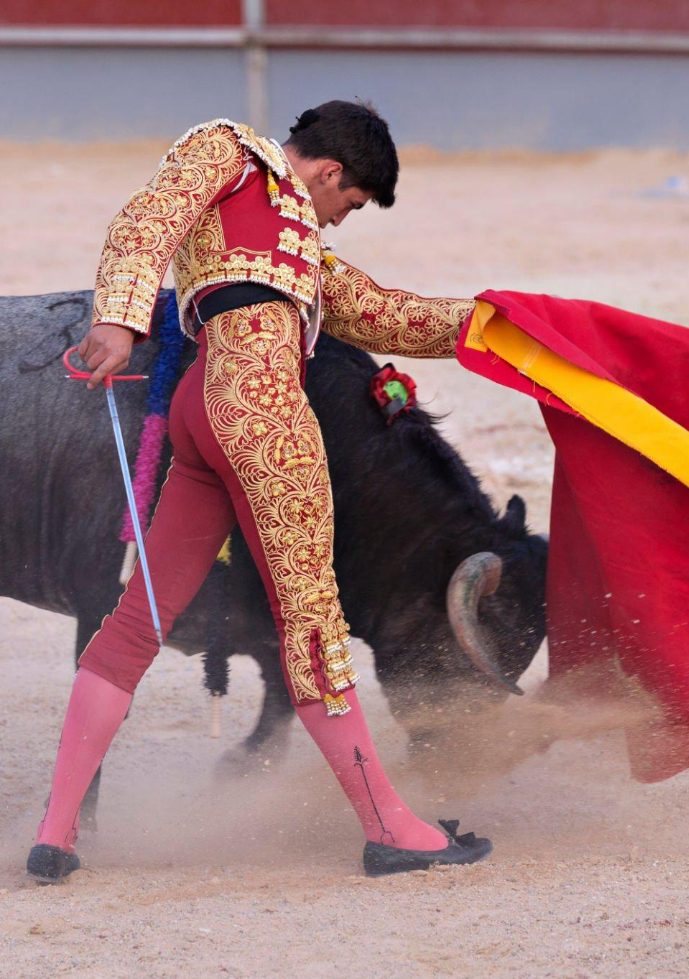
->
xmin=91 ymin=121 xmax=247 ymax=337
xmin=320 ymin=254 xmax=476 ymax=358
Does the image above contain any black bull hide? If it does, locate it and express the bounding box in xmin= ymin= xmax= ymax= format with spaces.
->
xmin=1 ymin=290 xmax=547 ymax=757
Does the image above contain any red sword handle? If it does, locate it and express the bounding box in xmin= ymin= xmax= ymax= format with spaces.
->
xmin=63 ymin=345 xmax=147 ymax=386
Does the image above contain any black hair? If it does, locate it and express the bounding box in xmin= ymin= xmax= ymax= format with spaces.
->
xmin=285 ymin=100 xmax=399 ymax=208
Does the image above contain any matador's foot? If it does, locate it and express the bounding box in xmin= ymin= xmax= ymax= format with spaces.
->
xmin=26 ymin=844 xmax=81 ymax=884
xmin=363 ymin=819 xmax=492 ymax=877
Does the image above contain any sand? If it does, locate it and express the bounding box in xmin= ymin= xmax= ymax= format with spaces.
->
xmin=1 ymin=141 xmax=689 ymax=978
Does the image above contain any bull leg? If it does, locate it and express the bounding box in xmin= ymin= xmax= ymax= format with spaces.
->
xmin=245 ymin=647 xmax=294 ymax=755
xmin=217 ymin=641 xmax=293 ymax=775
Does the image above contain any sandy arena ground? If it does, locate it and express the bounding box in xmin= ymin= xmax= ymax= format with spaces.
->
xmin=1 ymin=141 xmax=689 ymax=978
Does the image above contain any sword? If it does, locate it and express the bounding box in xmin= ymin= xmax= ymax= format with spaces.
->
xmin=63 ymin=346 xmax=163 ymax=646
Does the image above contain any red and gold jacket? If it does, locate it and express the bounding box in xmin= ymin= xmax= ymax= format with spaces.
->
xmin=92 ymin=119 xmax=474 ymax=358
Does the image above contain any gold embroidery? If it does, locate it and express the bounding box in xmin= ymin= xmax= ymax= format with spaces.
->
xmin=321 ymin=258 xmax=476 ymax=358
xmin=166 ymin=119 xmax=289 ymax=179
xmin=99 ymin=256 xmax=160 ymax=333
xmin=187 ymin=205 xmax=225 ymax=257
xmin=266 ymin=169 xmax=319 ymax=231
xmin=277 ymin=227 xmax=321 ymax=266
xmin=93 ymin=122 xmax=246 ymax=334
xmin=227 ymin=122 xmax=290 ymax=177
xmin=175 ymin=251 xmax=318 ymax=334
xmin=171 ymin=152 xmax=320 ymax=330
xmin=276 ymin=192 xmax=319 ymax=231
xmin=224 ymin=245 xmax=272 ymax=261
xmin=288 ymin=169 xmax=311 ymax=201
xmin=320 ymin=619 xmax=357 ymax=692
xmin=203 ymin=302 xmax=358 ymax=708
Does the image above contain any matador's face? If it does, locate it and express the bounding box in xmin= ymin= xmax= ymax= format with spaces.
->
xmin=311 ymin=177 xmax=372 ymax=229
xmin=290 ymin=155 xmax=373 ymax=229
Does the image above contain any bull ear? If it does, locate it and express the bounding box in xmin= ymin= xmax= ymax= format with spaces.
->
xmin=498 ymin=494 xmax=526 ymax=534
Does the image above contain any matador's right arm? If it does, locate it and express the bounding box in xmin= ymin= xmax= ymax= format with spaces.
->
xmin=91 ymin=122 xmax=247 ymax=338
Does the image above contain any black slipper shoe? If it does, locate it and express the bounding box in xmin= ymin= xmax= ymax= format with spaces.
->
xmin=26 ymin=844 xmax=81 ymax=884
xmin=363 ymin=819 xmax=492 ymax=877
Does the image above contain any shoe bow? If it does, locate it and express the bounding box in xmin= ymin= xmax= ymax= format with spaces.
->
xmin=438 ymin=818 xmax=478 ymax=847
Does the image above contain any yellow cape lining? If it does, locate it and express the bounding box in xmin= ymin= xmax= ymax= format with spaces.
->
xmin=470 ymin=300 xmax=689 ymax=489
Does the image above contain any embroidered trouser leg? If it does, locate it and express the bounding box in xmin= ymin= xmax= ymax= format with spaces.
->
xmin=200 ymin=301 xmax=357 ymax=711
xmin=80 ymin=301 xmax=357 ymax=713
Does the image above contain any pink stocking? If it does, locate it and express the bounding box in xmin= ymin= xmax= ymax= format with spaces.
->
xmin=296 ymin=689 xmax=447 ymax=850
xmin=36 ymin=667 xmax=132 ymax=851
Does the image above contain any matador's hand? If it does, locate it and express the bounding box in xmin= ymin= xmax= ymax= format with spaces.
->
xmin=78 ymin=323 xmax=136 ymax=389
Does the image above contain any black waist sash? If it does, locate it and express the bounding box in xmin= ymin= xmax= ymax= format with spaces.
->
xmin=193 ymin=283 xmax=290 ymax=334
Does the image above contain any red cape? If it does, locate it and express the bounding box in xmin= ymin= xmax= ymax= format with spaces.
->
xmin=458 ymin=290 xmax=689 ymax=782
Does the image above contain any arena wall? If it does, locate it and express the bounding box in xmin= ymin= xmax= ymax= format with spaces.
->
xmin=2 ymin=1 xmax=689 ymax=149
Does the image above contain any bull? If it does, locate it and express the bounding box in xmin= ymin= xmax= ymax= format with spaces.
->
xmin=1 ymin=290 xmax=547 ymax=815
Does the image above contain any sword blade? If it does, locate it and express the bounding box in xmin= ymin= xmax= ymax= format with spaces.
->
xmin=105 ymin=384 xmax=163 ymax=646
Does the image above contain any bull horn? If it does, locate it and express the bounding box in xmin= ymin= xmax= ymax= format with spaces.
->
xmin=446 ymin=552 xmax=524 ymax=696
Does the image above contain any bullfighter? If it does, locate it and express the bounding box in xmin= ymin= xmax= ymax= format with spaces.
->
xmin=27 ymin=101 xmax=492 ymax=882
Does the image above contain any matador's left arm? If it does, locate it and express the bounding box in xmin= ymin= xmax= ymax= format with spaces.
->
xmin=320 ymin=255 xmax=476 ymax=358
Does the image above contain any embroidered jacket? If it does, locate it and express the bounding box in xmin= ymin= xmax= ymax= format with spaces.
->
xmin=92 ymin=119 xmax=475 ymax=355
